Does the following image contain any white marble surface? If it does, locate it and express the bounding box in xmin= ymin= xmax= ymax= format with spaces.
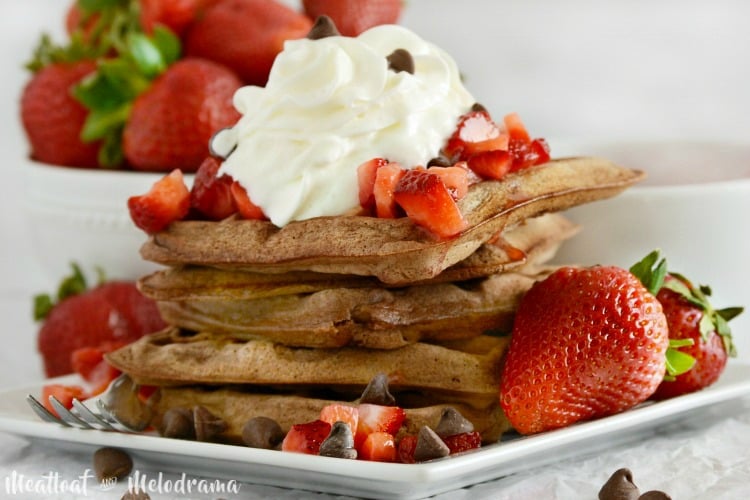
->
xmin=0 ymin=1 xmax=749 ymax=498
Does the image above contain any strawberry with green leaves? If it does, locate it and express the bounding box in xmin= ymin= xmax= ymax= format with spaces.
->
xmin=500 ymin=259 xmax=674 ymax=435
xmin=629 ymin=252 xmax=743 ymax=400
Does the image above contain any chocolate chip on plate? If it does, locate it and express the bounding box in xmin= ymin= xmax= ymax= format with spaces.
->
xmin=193 ymin=406 xmax=227 ymax=442
xmin=598 ymin=468 xmax=640 ymax=500
xmin=160 ymin=407 xmax=195 ymax=440
xmin=639 ymin=491 xmax=672 ymax=500
xmin=242 ymin=416 xmax=285 ymax=450
xmin=93 ymin=447 xmax=133 ymax=483
xmin=319 ymin=421 xmax=357 ymax=460
xmin=413 ymin=426 xmax=449 ymax=462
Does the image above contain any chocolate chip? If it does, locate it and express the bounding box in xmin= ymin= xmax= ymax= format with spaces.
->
xmin=427 ymin=156 xmax=453 ymax=168
xmin=319 ymin=421 xmax=357 ymax=459
xmin=434 ymin=407 xmax=474 ymax=438
xmin=193 ymin=406 xmax=227 ymax=442
xmin=471 ymin=102 xmax=487 ymax=113
xmin=359 ymin=372 xmax=396 ymax=406
xmin=307 ymin=15 xmax=341 ymax=40
xmin=599 ymin=468 xmax=640 ymax=500
xmin=160 ymin=407 xmax=195 ymax=440
xmin=121 ymin=490 xmax=150 ymax=500
xmin=93 ymin=447 xmax=133 ymax=483
xmin=387 ymin=49 xmax=414 ymax=74
xmin=639 ymin=492 xmax=672 ymax=500
xmin=242 ymin=416 xmax=284 ymax=449
xmin=413 ymin=426 xmax=449 ymax=462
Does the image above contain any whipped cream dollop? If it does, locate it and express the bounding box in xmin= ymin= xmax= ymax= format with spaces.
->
xmin=213 ymin=25 xmax=475 ymax=227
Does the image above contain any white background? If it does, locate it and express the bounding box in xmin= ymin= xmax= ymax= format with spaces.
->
xmin=1 ymin=0 xmax=748 ymax=383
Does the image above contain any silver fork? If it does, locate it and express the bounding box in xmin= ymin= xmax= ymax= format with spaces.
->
xmin=26 ymin=374 xmax=152 ymax=433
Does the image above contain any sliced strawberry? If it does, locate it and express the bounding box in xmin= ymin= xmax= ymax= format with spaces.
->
xmin=397 ymin=435 xmax=417 ymax=464
xmin=42 ymin=384 xmax=87 ymax=418
xmin=373 ymin=162 xmax=405 ymax=219
xmin=393 ymin=169 xmax=467 ymax=239
xmin=503 ymin=112 xmax=531 ymax=143
xmin=191 ymin=157 xmax=236 ymax=220
xmin=319 ymin=403 xmax=359 ymax=435
xmin=442 ymin=431 xmax=482 ymax=455
xmin=71 ymin=343 xmax=122 ymax=396
xmin=359 ymin=432 xmax=397 ymax=462
xmin=357 ymin=158 xmax=390 ymax=211
xmin=467 ymin=149 xmax=513 ymax=180
xmin=444 ymin=110 xmax=508 ymax=160
xmin=128 ymin=169 xmax=190 ymax=234
xmin=427 ymin=165 xmax=470 ymax=200
xmin=355 ymin=403 xmax=406 ymax=450
xmin=281 ymin=419 xmax=332 ymax=455
xmin=137 ymin=385 xmax=158 ymax=403
xmin=230 ymin=181 xmax=266 ymax=220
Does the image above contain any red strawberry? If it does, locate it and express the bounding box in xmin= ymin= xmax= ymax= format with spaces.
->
xmin=427 ymin=165 xmax=470 ymax=200
xmin=230 ymin=181 xmax=266 ymax=220
xmin=71 ymin=344 xmax=122 ymax=396
xmin=319 ymin=403 xmax=359 ymax=435
xmin=140 ymin=0 xmax=221 ymax=37
xmin=396 ymin=435 xmax=417 ymax=464
xmin=467 ymin=149 xmax=512 ymax=180
xmin=281 ymin=420 xmax=332 ymax=454
xmin=357 ymin=157 xmax=390 ymax=211
xmin=302 ymin=0 xmax=403 ymax=37
xmin=122 ymin=58 xmax=242 ymax=172
xmin=355 ymin=403 xmax=406 ymax=450
xmin=128 ymin=169 xmax=191 ymax=234
xmin=36 ymin=267 xmax=166 ymax=377
xmin=373 ymin=162 xmax=405 ymax=219
xmin=503 ymin=113 xmax=550 ymax=171
xmin=442 ymin=431 xmax=481 ymax=455
xmin=393 ymin=169 xmax=467 ymax=239
xmin=20 ymin=60 xmax=102 ymax=167
xmin=500 ymin=265 xmax=669 ymax=435
xmin=191 ymin=156 xmax=236 ymax=220
xmin=443 ymin=109 xmax=509 ymax=161
xmin=359 ymin=432 xmax=397 ymax=462
xmin=648 ymin=275 xmax=742 ymax=400
xmin=185 ymin=0 xmax=312 ymax=86
xmin=41 ymin=384 xmax=87 ymax=417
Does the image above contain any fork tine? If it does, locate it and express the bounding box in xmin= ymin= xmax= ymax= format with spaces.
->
xmin=48 ymin=396 xmax=94 ymax=429
xmin=72 ymin=399 xmax=117 ymax=431
xmin=26 ymin=395 xmax=71 ymax=427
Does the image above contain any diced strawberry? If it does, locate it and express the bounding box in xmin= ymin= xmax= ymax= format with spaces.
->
xmin=357 ymin=158 xmax=390 ymax=211
xmin=41 ymin=384 xmax=87 ymax=418
xmin=442 ymin=431 xmax=482 ymax=455
xmin=503 ymin=112 xmax=531 ymax=143
xmin=281 ymin=419 xmax=332 ymax=455
xmin=128 ymin=169 xmax=190 ymax=234
xmin=467 ymin=149 xmax=513 ymax=180
xmin=444 ymin=110 xmax=509 ymax=160
xmin=427 ymin=165 xmax=469 ymax=200
xmin=70 ymin=344 xmax=122 ymax=396
xmin=355 ymin=403 xmax=406 ymax=450
xmin=230 ymin=181 xmax=266 ymax=220
xmin=137 ymin=385 xmax=158 ymax=403
xmin=190 ymin=157 xmax=236 ymax=220
xmin=509 ymin=138 xmax=551 ymax=172
xmin=319 ymin=403 xmax=359 ymax=435
xmin=393 ymin=170 xmax=467 ymax=239
xmin=373 ymin=162 xmax=405 ymax=219
xmin=359 ymin=432 xmax=397 ymax=462
xmin=397 ymin=435 xmax=417 ymax=464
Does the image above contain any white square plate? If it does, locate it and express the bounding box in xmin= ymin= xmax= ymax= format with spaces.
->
xmin=2 ymin=363 xmax=750 ymax=500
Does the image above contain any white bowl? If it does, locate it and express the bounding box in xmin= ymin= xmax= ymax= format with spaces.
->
xmin=23 ymin=159 xmax=193 ymax=281
xmin=553 ymin=141 xmax=750 ymax=358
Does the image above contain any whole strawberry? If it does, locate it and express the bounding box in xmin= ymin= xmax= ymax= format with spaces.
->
xmin=184 ymin=0 xmax=313 ymax=86
xmin=302 ymin=0 xmax=403 ymax=37
xmin=500 ymin=265 xmax=669 ymax=435
xmin=122 ymin=58 xmax=242 ymax=172
xmin=35 ymin=264 xmax=167 ymax=377
xmin=20 ymin=60 xmax=101 ymax=167
xmin=648 ymin=274 xmax=742 ymax=400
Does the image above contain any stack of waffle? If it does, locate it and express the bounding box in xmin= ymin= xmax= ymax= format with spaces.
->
xmin=106 ymin=158 xmax=643 ymax=444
